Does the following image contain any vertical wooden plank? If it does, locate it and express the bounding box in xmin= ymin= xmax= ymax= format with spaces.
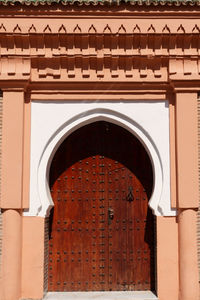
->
xmin=100 ymin=154 xmax=108 ymax=292
xmin=48 ymin=126 xmax=104 ymax=292
xmin=1 ymin=90 xmax=24 ymax=209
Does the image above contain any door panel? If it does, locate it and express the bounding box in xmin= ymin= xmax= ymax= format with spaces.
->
xmin=48 ymin=121 xmax=154 ymax=292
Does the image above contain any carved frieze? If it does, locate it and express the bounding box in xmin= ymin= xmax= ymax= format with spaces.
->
xmin=0 ymin=24 xmax=200 ymax=57
xmin=0 ymin=21 xmax=200 ymax=35
xmin=0 ymin=23 xmax=200 ymax=82
xmin=31 ymin=57 xmax=167 ymax=82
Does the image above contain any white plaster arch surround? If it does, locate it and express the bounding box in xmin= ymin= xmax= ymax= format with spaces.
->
xmin=25 ymin=100 xmax=176 ymax=217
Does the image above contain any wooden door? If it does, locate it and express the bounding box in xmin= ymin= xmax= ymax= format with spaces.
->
xmin=48 ymin=121 xmax=155 ymax=292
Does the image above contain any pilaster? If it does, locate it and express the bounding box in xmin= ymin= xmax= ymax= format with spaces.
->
xmin=0 ymin=84 xmax=30 ymax=300
xmin=1 ymin=89 xmax=25 ymax=209
xmin=178 ymin=209 xmax=199 ymax=300
xmin=0 ymin=209 xmax=22 ymax=300
xmin=174 ymin=90 xmax=199 ymax=300
xmin=175 ymin=92 xmax=198 ymax=209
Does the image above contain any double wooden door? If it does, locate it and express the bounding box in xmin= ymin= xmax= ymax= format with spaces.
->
xmin=48 ymin=121 xmax=155 ymax=292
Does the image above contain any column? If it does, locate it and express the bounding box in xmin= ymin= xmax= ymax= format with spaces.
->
xmin=0 ymin=89 xmax=25 ymax=300
xmin=178 ymin=209 xmax=199 ymax=300
xmin=1 ymin=210 xmax=22 ymax=300
xmin=176 ymin=92 xmax=199 ymax=300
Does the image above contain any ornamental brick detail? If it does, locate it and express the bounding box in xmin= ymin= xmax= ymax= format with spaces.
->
xmin=0 ymin=26 xmax=200 ymax=82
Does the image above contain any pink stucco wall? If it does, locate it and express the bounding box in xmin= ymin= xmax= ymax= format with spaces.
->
xmin=0 ymin=4 xmax=199 ymax=300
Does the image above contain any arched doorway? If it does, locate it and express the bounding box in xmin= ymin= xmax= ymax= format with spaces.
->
xmin=48 ymin=121 xmax=155 ymax=292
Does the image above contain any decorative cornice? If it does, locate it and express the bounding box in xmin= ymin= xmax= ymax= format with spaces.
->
xmin=0 ymin=29 xmax=200 ymax=83
xmin=0 ymin=58 xmax=30 ymax=80
xmin=0 ymin=27 xmax=200 ymax=58
xmin=0 ymin=22 xmax=200 ymax=34
xmin=31 ymin=57 xmax=168 ymax=81
xmin=169 ymin=59 xmax=200 ymax=80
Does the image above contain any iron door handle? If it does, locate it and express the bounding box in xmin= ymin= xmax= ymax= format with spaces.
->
xmin=108 ymin=208 xmax=114 ymax=219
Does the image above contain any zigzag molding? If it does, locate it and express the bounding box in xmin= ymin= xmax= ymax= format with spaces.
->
xmin=0 ymin=23 xmax=200 ymax=34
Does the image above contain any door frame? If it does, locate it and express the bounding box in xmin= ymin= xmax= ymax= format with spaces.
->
xmin=26 ymin=101 xmax=174 ymax=219
xmin=48 ymin=120 xmax=156 ymax=292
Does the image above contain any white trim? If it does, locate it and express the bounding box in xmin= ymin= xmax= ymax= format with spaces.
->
xmin=43 ymin=291 xmax=158 ymax=300
xmin=24 ymin=100 xmax=176 ymax=217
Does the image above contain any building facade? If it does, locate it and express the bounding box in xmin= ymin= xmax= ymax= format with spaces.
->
xmin=0 ymin=1 xmax=199 ymax=300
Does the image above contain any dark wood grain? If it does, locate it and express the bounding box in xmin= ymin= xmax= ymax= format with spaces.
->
xmin=48 ymin=121 xmax=155 ymax=292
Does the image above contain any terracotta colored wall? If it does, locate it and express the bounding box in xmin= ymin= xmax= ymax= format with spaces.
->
xmin=0 ymin=94 xmax=3 ymax=275
xmin=169 ymin=95 xmax=177 ymax=209
xmin=0 ymin=5 xmax=199 ymax=299
xmin=0 ymin=214 xmax=2 ymax=285
xmin=0 ymin=210 xmax=22 ymax=300
xmin=21 ymin=216 xmax=45 ymax=300
xmin=22 ymin=100 xmax=31 ymax=209
xmin=157 ymin=216 xmax=179 ymax=300
xmin=197 ymin=95 xmax=200 ymax=282
xmin=178 ymin=209 xmax=199 ymax=300
xmin=1 ymin=91 xmax=24 ymax=209
xmin=176 ymin=92 xmax=198 ymax=209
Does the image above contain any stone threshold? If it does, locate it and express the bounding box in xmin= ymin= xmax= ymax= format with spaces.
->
xmin=43 ymin=291 xmax=158 ymax=300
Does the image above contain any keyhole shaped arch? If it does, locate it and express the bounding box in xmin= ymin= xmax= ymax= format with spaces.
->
xmin=36 ymin=107 xmax=166 ymax=218
xmin=48 ymin=120 xmax=156 ymax=292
